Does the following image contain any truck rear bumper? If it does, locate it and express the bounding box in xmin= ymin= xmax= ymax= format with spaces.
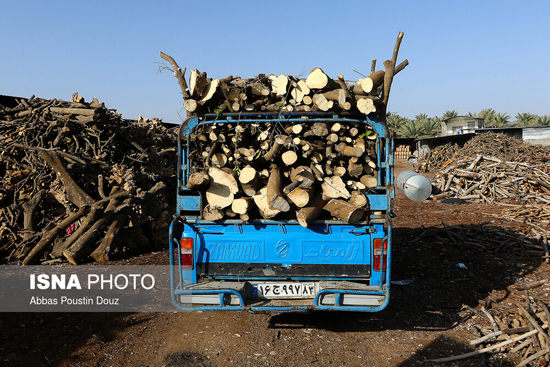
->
xmin=170 ymin=280 xmax=389 ymax=312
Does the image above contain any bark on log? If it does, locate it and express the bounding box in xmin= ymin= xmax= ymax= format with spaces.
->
xmin=206 ymin=167 xmax=240 ymax=209
xmin=22 ymin=206 xmax=91 ymax=265
xmin=322 ymin=176 xmax=351 ymax=200
xmin=253 ymin=186 xmax=280 ymax=219
xmin=90 ymin=198 xmax=132 ymax=263
xmin=287 ymin=186 xmax=314 ymax=208
xmin=39 ymin=150 xmax=94 ymax=207
xmin=187 ymin=171 xmax=210 ymax=189
xmin=324 ymin=199 xmax=364 ymax=223
xmin=296 ymin=193 xmax=328 ymax=227
xmin=203 ymin=204 xmax=225 ymax=221
xmin=266 ymin=165 xmax=290 ymax=212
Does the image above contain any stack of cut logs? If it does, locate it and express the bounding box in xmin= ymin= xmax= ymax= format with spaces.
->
xmin=394 ymin=144 xmax=411 ymax=160
xmin=0 ymin=94 xmax=177 ymax=265
xmin=159 ymin=31 xmax=407 ymax=120
xmin=186 ymin=120 xmax=380 ymax=226
xmin=161 ymin=62 xmax=408 ymax=118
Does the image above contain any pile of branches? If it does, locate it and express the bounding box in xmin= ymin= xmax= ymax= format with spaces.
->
xmin=431 ymin=155 xmax=550 ymax=205
xmin=416 ymin=132 xmax=550 ymax=173
xmin=159 ymin=32 xmax=407 ymax=120
xmin=186 ymin=119 xmax=379 ymax=226
xmin=435 ymin=292 xmax=550 ymax=365
xmin=0 ymin=94 xmax=177 ymax=264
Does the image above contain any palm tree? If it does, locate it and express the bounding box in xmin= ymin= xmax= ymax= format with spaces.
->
xmin=399 ymin=120 xmax=425 ymax=138
xmin=493 ymin=113 xmax=511 ymax=127
xmin=537 ymin=115 xmax=550 ymax=126
xmin=515 ymin=113 xmax=537 ymax=126
xmin=441 ymin=110 xmax=459 ymax=120
xmin=478 ymin=109 xmax=497 ymax=126
xmin=386 ymin=111 xmax=410 ymax=136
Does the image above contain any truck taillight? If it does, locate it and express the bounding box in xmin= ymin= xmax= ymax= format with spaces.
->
xmin=373 ymin=238 xmax=388 ymax=271
xmin=180 ymin=237 xmax=194 ymax=270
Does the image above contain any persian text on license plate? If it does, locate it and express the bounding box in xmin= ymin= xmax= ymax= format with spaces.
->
xmin=252 ymin=282 xmax=315 ymax=299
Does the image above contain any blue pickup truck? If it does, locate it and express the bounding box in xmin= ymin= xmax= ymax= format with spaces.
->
xmin=168 ymin=111 xmax=393 ymax=312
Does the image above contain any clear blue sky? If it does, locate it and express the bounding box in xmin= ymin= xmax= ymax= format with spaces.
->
xmin=2 ymin=0 xmax=549 ymax=123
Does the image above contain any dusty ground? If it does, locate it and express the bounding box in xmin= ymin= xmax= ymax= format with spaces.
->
xmin=2 ymin=160 xmax=549 ymax=366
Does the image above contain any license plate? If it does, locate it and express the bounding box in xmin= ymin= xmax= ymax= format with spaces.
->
xmin=251 ymin=282 xmax=315 ymax=299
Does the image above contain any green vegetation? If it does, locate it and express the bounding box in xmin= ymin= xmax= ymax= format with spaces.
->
xmin=388 ymin=109 xmax=550 ymax=138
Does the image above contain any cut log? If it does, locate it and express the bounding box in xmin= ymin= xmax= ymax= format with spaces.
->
xmin=206 ymin=167 xmax=240 ymax=209
xmin=199 ymin=79 xmax=221 ymax=104
xmin=312 ymin=94 xmax=332 ymax=112
xmin=203 ymin=204 xmax=225 ymax=221
xmin=281 ymin=150 xmax=298 ymax=166
xmin=253 ymin=186 xmax=281 ymax=219
xmin=357 ymin=97 xmax=377 ymax=115
xmin=269 ymin=73 xmax=289 ymax=97
xmin=266 ymin=165 xmax=290 ymax=212
xmin=296 ymin=193 xmax=328 ymax=227
xmin=360 ymin=175 xmax=378 ymax=188
xmin=239 ymin=165 xmax=260 ymax=196
xmin=361 ymin=70 xmax=385 ymax=94
xmin=187 ymin=171 xmax=210 ymax=190
xmin=231 ymin=197 xmax=255 ymax=215
xmin=348 ymin=158 xmax=364 ymax=177
xmin=189 ymin=69 xmax=208 ymax=99
xmin=350 ymin=191 xmax=368 ymax=207
xmin=306 ymin=67 xmax=339 ymax=90
xmin=323 ymin=199 xmax=364 ymax=223
xmin=183 ymin=99 xmax=198 ymax=113
xmin=322 ymin=176 xmax=351 ymax=200
xmin=287 ymin=186 xmax=314 ymax=208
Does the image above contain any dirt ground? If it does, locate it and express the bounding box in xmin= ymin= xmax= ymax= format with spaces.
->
xmin=2 ymin=160 xmax=549 ymax=366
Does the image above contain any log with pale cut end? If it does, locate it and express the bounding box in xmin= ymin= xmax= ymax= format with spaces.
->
xmin=302 ymin=95 xmax=313 ymax=105
xmin=296 ymin=193 xmax=328 ymax=227
xmin=203 ymin=204 xmax=225 ymax=221
xmin=333 ymin=166 xmax=347 ymax=177
xmin=361 ymin=70 xmax=385 ymax=94
xmin=199 ymin=79 xmax=220 ymax=103
xmin=285 ymin=124 xmax=303 ymax=135
xmin=350 ymin=191 xmax=368 ymax=207
xmin=231 ymin=197 xmax=255 ymax=215
xmin=360 ymin=175 xmax=378 ymax=188
xmin=183 ymin=99 xmax=198 ymax=113
xmin=341 ymin=144 xmax=364 ymax=158
xmin=189 ymin=69 xmax=208 ymax=98
xmin=323 ymin=199 xmax=364 ymax=224
xmin=238 ymin=165 xmax=260 ymax=196
xmin=287 ymin=186 xmax=314 ymax=208
xmin=253 ymin=186 xmax=281 ymax=219
xmin=312 ymin=94 xmax=333 ymax=112
xmin=250 ymin=82 xmax=271 ymax=97
xmin=357 ymin=97 xmax=377 ymax=115
xmin=211 ymin=153 xmax=228 ymax=167
xmin=269 ymin=73 xmax=289 ymax=96
xmin=322 ymin=176 xmax=351 ymax=200
xmin=281 ymin=150 xmax=298 ymax=166
xmin=308 ymin=122 xmax=329 ymax=137
xmin=306 ymin=67 xmax=339 ymax=90
xmin=206 ymin=167 xmax=240 ymax=209
xmin=187 ymin=171 xmax=210 ymax=189
xmin=266 ymin=165 xmax=290 ymax=212
xmin=290 ymin=166 xmax=315 ymax=187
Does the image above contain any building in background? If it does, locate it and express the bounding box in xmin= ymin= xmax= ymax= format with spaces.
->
xmin=441 ymin=116 xmax=485 ymax=136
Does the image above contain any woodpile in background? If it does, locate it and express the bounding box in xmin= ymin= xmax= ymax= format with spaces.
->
xmin=0 ymin=94 xmax=177 ymax=264
xmin=395 ymin=144 xmax=411 ymax=160
xmin=186 ymin=119 xmax=380 ymax=226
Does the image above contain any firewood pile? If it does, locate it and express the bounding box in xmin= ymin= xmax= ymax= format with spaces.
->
xmin=159 ymin=32 xmax=407 ymax=225
xmin=431 ymin=155 xmax=550 ymax=205
xmin=186 ymin=119 xmax=380 ymax=226
xmin=434 ymin=292 xmax=550 ymax=365
xmin=416 ymin=132 xmax=550 ymax=173
xmin=0 ymin=94 xmax=177 ymax=265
